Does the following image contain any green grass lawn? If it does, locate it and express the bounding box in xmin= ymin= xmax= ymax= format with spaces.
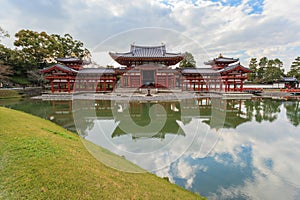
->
xmin=0 ymin=107 xmax=205 ymax=199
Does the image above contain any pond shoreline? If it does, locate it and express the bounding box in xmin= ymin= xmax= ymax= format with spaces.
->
xmin=32 ymin=90 xmax=297 ymax=101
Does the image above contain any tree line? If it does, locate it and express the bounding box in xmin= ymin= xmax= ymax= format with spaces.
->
xmin=0 ymin=27 xmax=90 ymax=87
xmin=248 ymin=57 xmax=300 ymax=84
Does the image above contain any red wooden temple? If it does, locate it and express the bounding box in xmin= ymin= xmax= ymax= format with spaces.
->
xmin=181 ymin=54 xmax=252 ymax=92
xmin=41 ymin=45 xmax=251 ymax=93
xmin=109 ymin=44 xmax=183 ymax=88
xmin=41 ymin=58 xmax=116 ymax=93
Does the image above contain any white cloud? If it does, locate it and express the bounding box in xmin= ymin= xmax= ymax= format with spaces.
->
xmin=1 ymin=0 xmax=299 ymax=70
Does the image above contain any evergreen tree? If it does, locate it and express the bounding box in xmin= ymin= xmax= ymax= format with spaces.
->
xmin=248 ymin=58 xmax=258 ymax=82
xmin=257 ymin=57 xmax=268 ymax=82
xmin=263 ymin=58 xmax=284 ymax=83
xmin=287 ymin=57 xmax=300 ymax=79
xmin=179 ymin=52 xmax=196 ymax=68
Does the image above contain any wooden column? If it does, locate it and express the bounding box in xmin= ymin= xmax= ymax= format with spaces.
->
xmin=67 ymin=79 xmax=71 ymax=93
xmin=206 ymin=79 xmax=209 ymax=91
xmin=232 ymin=79 xmax=235 ymax=91
xmin=128 ymin=76 xmax=131 ymax=88
xmin=51 ymin=80 xmax=54 ymax=93
xmin=139 ymin=71 xmax=142 ymax=87
xmin=58 ymin=82 xmax=61 ymax=92
xmin=173 ymin=75 xmax=176 ymax=88
xmin=166 ymin=74 xmax=169 ymax=88
xmin=240 ymin=79 xmax=243 ymax=92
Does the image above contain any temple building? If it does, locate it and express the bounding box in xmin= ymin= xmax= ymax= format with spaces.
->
xmin=41 ymin=58 xmax=116 ymax=93
xmin=41 ymin=44 xmax=251 ymax=93
xmin=181 ymin=54 xmax=252 ymax=92
xmin=110 ymin=44 xmax=183 ymax=88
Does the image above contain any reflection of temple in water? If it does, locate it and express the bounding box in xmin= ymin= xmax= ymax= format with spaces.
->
xmin=71 ymin=98 xmax=252 ymax=140
xmin=48 ymin=101 xmax=76 ymax=131
xmin=48 ymin=98 xmax=298 ymax=140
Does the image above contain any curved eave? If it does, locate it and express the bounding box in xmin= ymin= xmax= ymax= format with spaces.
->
xmin=110 ymin=52 xmax=184 ymax=66
xmin=41 ymin=65 xmax=78 ymax=74
xmin=220 ymin=65 xmax=252 ymax=74
xmin=204 ymin=58 xmax=239 ymax=65
xmin=55 ymin=58 xmax=83 ymax=64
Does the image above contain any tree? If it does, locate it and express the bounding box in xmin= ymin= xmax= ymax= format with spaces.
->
xmin=255 ymin=57 xmax=284 ymax=83
xmin=12 ymin=29 xmax=90 ymax=85
xmin=287 ymin=57 xmax=300 ymax=79
xmin=0 ymin=60 xmax=13 ymax=82
xmin=179 ymin=52 xmax=196 ymax=68
xmin=0 ymin=27 xmax=9 ymax=41
xmin=256 ymin=57 xmax=268 ymax=82
xmin=51 ymin=34 xmax=90 ymax=58
xmin=14 ymin=29 xmax=57 ymax=68
xmin=263 ymin=58 xmax=284 ymax=83
xmin=248 ymin=58 xmax=258 ymax=82
xmin=14 ymin=30 xmax=91 ymax=69
xmin=259 ymin=57 xmax=268 ymax=68
xmin=263 ymin=65 xmax=284 ymax=83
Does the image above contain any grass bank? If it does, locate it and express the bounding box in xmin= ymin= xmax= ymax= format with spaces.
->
xmin=0 ymin=107 xmax=204 ymax=199
xmin=0 ymin=89 xmax=22 ymax=99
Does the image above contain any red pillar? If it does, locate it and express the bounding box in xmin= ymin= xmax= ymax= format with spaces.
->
xmin=68 ymin=79 xmax=71 ymax=93
xmin=154 ymin=70 xmax=157 ymax=88
xmin=173 ymin=75 xmax=176 ymax=88
xmin=140 ymin=72 xmax=142 ymax=87
xmin=51 ymin=80 xmax=54 ymax=93
xmin=58 ymin=82 xmax=61 ymax=92
xmin=166 ymin=74 xmax=169 ymax=88
xmin=206 ymin=80 xmax=209 ymax=91
xmin=240 ymin=79 xmax=243 ymax=92
xmin=234 ymin=79 xmax=236 ymax=91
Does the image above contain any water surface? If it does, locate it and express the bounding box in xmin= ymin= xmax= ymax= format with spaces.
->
xmin=3 ymin=98 xmax=300 ymax=199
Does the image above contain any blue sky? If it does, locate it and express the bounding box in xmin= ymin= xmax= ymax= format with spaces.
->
xmin=0 ymin=0 xmax=299 ymax=71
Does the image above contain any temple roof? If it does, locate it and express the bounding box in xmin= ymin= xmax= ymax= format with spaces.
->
xmin=180 ymin=63 xmax=251 ymax=75
xmin=56 ymin=57 xmax=83 ymax=64
xmin=218 ymin=63 xmax=252 ymax=74
xmin=204 ymin=54 xmax=239 ymax=65
xmin=109 ymin=44 xmax=184 ymax=66
xmin=78 ymin=68 xmax=115 ymax=74
xmin=181 ymin=68 xmax=218 ymax=74
xmin=282 ymin=77 xmax=299 ymax=82
xmin=41 ymin=64 xmax=78 ymax=73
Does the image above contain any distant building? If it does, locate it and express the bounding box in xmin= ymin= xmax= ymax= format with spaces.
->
xmin=282 ymin=77 xmax=299 ymax=89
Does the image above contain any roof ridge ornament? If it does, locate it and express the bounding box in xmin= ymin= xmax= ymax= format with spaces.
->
xmin=218 ymin=53 xmax=223 ymax=58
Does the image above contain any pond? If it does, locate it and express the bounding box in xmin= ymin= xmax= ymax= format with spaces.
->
xmin=2 ymin=97 xmax=300 ymax=199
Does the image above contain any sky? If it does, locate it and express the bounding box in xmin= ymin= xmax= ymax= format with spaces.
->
xmin=0 ymin=0 xmax=300 ymax=71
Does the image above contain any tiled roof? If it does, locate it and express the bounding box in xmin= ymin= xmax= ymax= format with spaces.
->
xmin=204 ymin=56 xmax=239 ymax=65
xmin=218 ymin=63 xmax=251 ymax=73
xmin=41 ymin=64 xmax=78 ymax=73
xmin=283 ymin=77 xmax=298 ymax=82
xmin=181 ymin=68 xmax=218 ymax=74
xmin=56 ymin=57 xmax=82 ymax=63
xmin=215 ymin=57 xmax=239 ymax=62
xmin=109 ymin=44 xmax=183 ymax=58
xmin=78 ymin=68 xmax=115 ymax=74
